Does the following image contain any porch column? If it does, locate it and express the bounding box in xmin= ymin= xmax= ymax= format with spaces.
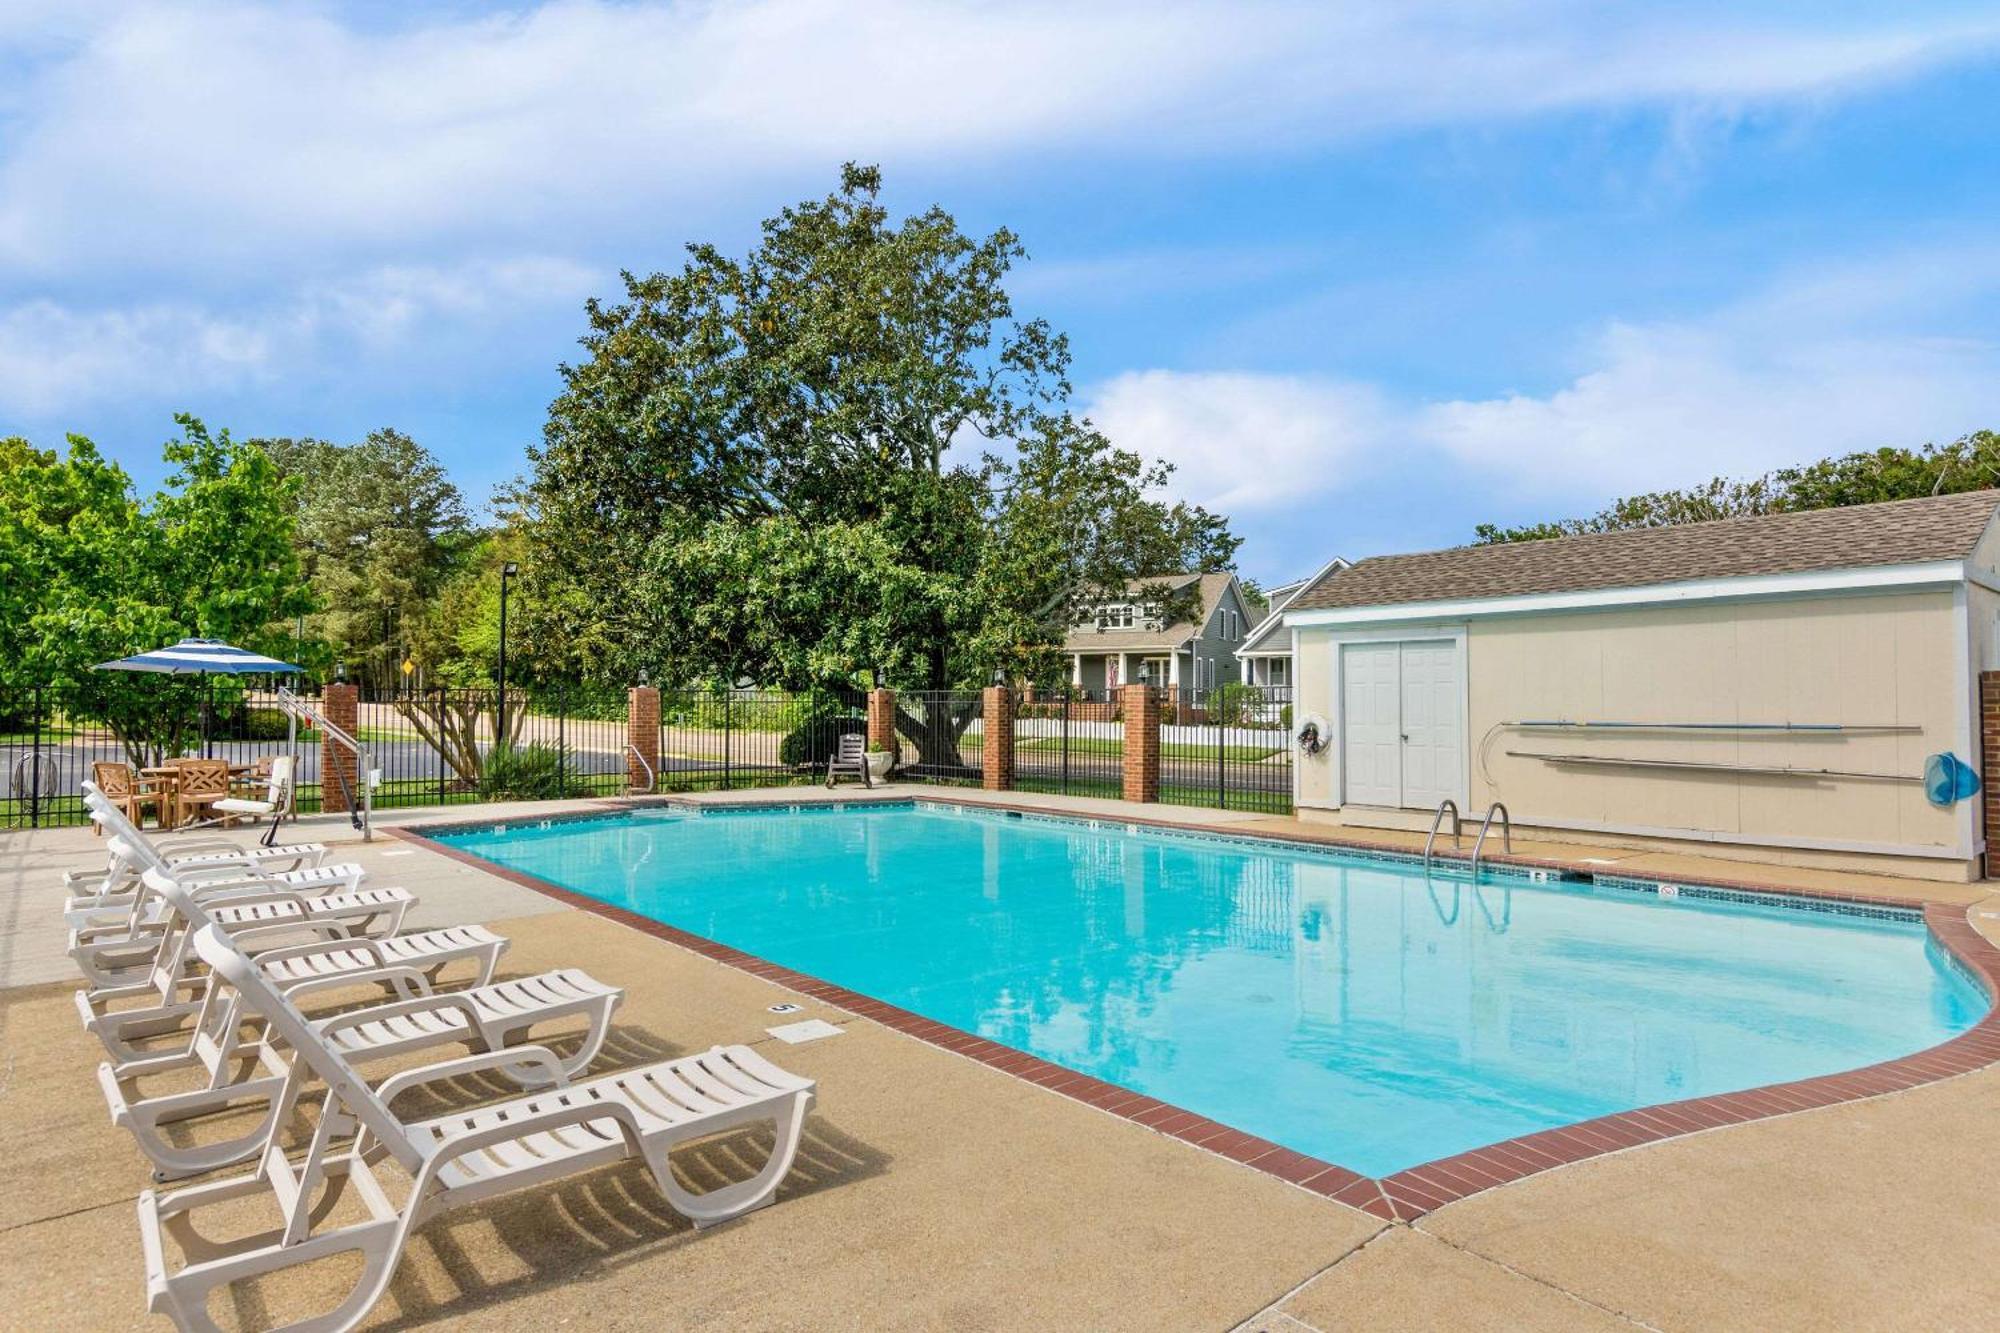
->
xmin=1071 ymin=654 xmax=1082 ymax=687
xmin=1119 ymin=651 xmax=1132 ymax=689
xmin=1168 ymin=652 xmax=1181 ymax=688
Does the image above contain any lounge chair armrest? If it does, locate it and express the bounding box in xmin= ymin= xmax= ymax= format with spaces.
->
xmin=227 ymin=920 xmax=355 ymax=951
xmin=314 ymin=991 xmax=488 ymax=1042
xmin=283 ymin=964 xmax=431 ymax=1004
xmin=377 ymin=1046 xmax=571 ymax=1108
xmin=426 ymin=1098 xmax=646 ymax=1174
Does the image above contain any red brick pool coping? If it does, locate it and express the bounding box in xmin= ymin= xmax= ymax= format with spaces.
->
xmin=393 ymin=796 xmax=2000 ymax=1223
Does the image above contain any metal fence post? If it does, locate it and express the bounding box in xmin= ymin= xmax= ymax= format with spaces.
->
xmin=722 ymin=689 xmax=733 ymax=790
xmin=1061 ymin=691 xmax=1071 ymax=796
xmin=30 ymin=684 xmax=44 ymax=829
xmin=1217 ymin=689 xmax=1227 ymax=809
xmin=436 ymin=686 xmax=447 ymax=805
xmin=556 ymin=691 xmax=567 ymax=791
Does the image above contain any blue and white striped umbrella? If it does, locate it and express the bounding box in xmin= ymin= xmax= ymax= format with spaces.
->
xmin=93 ymin=637 xmax=303 ymax=675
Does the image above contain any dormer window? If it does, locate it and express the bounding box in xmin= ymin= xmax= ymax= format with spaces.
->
xmin=1096 ymin=603 xmax=1136 ymax=630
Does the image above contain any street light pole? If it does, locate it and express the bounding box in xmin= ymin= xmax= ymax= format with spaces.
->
xmin=498 ymin=562 xmax=519 ymax=745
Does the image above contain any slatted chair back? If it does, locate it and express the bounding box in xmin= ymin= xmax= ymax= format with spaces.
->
xmin=190 ymin=924 xmax=426 ymax=1173
xmin=835 ymin=732 xmax=866 ymax=765
xmin=175 ymin=759 xmax=231 ymax=801
xmin=92 ymin=761 xmax=137 ymax=798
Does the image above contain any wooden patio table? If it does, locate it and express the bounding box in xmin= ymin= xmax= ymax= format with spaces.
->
xmin=141 ymin=761 xmax=254 ymax=829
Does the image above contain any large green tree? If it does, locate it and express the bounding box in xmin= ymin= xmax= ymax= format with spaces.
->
xmin=527 ymin=165 xmax=1237 ymax=739
xmin=0 ymin=416 xmax=313 ymax=762
xmin=1476 ymin=429 xmax=2000 ymax=543
xmin=258 ymin=429 xmax=470 ymax=689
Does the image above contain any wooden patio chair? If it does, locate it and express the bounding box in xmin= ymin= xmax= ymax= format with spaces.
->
xmin=90 ymin=762 xmax=165 ymax=837
xmin=170 ymin=759 xmax=232 ymax=828
xmin=826 ymin=731 xmax=872 ymax=789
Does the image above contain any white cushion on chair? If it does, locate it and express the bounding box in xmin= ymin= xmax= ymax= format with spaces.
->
xmin=212 ymin=798 xmax=276 ymax=816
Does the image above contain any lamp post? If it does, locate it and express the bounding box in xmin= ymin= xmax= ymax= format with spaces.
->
xmin=497 ymin=563 xmax=519 ymax=744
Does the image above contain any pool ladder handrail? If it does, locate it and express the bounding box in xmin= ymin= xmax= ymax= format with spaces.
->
xmin=1423 ymin=799 xmax=1461 ymax=870
xmin=1470 ymin=802 xmax=1512 ymax=874
xmin=624 ymin=743 xmax=656 ymax=795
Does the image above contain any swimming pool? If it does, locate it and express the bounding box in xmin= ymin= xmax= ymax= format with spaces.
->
xmin=433 ymin=802 xmax=1986 ymax=1177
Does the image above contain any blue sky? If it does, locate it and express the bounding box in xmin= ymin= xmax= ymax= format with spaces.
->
xmin=3 ymin=2 xmax=2000 ymax=585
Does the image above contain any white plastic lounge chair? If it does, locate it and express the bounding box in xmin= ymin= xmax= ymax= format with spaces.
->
xmin=101 ymin=953 xmax=622 ymax=1180
xmin=68 ymin=789 xmax=351 ymax=915
xmin=210 ymin=756 xmax=296 ymax=846
xmin=69 ymin=781 xmax=326 ymax=887
xmin=141 ymin=925 xmax=815 ymax=1332
xmin=69 ymin=855 xmax=411 ymax=982
xmin=77 ymin=867 xmax=503 ymax=1061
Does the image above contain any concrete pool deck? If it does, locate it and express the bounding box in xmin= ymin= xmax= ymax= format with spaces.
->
xmin=3 ymin=788 xmax=1998 ymax=1329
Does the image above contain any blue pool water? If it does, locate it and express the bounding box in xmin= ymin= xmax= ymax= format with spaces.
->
xmin=436 ymin=803 xmax=1986 ymax=1176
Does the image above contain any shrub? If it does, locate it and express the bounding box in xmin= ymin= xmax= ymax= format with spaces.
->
xmin=211 ymin=705 xmax=294 ymax=741
xmin=478 ymin=741 xmax=588 ymax=800
xmin=1208 ymin=683 xmax=1265 ymax=726
xmin=778 ymin=697 xmax=865 ymax=768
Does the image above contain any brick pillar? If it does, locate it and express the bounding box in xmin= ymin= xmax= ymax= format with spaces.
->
xmin=867 ymin=687 xmax=897 ymax=758
xmin=1982 ymin=671 xmax=2000 ymax=877
xmin=323 ymin=683 xmax=359 ymax=812
xmin=627 ymin=685 xmax=660 ymax=792
xmin=1122 ymin=683 xmax=1160 ymax=803
xmin=982 ymin=686 xmax=1014 ymax=791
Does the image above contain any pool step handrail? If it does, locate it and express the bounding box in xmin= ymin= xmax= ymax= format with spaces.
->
xmin=625 ymin=743 xmax=656 ymax=795
xmin=1423 ymin=799 xmax=1461 ymax=870
xmin=1470 ymin=802 xmax=1511 ymax=875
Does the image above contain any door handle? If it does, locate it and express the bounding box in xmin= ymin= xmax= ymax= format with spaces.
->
xmin=1400 ymin=733 xmax=1409 ymax=741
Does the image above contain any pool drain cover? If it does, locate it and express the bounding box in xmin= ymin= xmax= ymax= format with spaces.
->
xmin=766 ymin=1019 xmax=844 ymax=1044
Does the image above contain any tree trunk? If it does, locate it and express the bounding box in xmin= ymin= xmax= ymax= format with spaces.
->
xmin=894 ymin=696 xmax=980 ymax=772
xmin=393 ymin=693 xmax=495 ymax=787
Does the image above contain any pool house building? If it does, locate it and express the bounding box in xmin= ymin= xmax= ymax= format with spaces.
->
xmin=1279 ymin=490 xmax=2000 ymax=881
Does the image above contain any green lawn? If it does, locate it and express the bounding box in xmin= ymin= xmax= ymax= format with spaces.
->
xmin=1015 ymin=735 xmax=1283 ymax=762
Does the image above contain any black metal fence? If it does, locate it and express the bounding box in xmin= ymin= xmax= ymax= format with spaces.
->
xmin=652 ymin=688 xmax=866 ymax=793
xmin=357 ymin=686 xmax=631 ymax=809
xmin=894 ymin=690 xmax=984 ymax=785
xmin=1011 ymin=688 xmax=1124 ymax=799
xmin=0 ymin=679 xmax=1295 ymax=828
xmin=1159 ymin=685 xmax=1295 ymax=815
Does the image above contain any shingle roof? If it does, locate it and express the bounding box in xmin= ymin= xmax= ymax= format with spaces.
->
xmin=1062 ymin=572 xmax=1238 ymax=653
xmin=1287 ymin=490 xmax=2000 ymax=614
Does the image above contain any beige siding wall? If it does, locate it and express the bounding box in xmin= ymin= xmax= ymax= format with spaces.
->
xmin=1470 ymin=590 xmax=1963 ymax=854
xmin=1295 ymin=588 xmax=1976 ymax=864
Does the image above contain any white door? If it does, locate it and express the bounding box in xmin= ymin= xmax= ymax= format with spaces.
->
xmin=1340 ymin=640 xmax=1462 ymax=809
xmin=1399 ymin=642 xmax=1462 ymax=810
xmin=1341 ymin=644 xmax=1402 ymax=806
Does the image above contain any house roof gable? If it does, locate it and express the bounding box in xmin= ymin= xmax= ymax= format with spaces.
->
xmin=1285 ymin=490 xmax=2000 ymax=616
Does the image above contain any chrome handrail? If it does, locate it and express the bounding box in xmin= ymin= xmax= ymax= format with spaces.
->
xmin=276 ymin=686 xmax=375 ymax=841
xmin=1423 ymin=799 xmax=1461 ymax=870
xmin=624 ymin=743 xmax=656 ymax=795
xmin=1470 ymin=801 xmax=1511 ymax=875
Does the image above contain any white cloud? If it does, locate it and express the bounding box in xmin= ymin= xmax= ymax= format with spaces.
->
xmin=0 ymin=256 xmax=598 ymax=416
xmin=1087 ymin=369 xmax=1391 ymax=510
xmin=1421 ymin=248 xmax=2000 ymax=497
xmin=1091 ymin=246 xmax=2000 ymax=513
xmin=0 ymin=1 xmax=1993 ymax=272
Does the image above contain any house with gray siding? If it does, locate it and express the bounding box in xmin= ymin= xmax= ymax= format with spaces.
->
xmin=1062 ymin=572 xmax=1261 ymax=695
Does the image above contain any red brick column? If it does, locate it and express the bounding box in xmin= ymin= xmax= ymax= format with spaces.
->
xmin=982 ymin=686 xmax=1014 ymax=790
xmin=323 ymin=682 xmax=359 ymax=812
xmin=1122 ymin=684 xmax=1160 ymax=803
xmin=867 ymin=687 xmax=897 ymax=758
xmin=1982 ymin=671 xmax=2000 ymax=877
xmin=627 ymin=685 xmax=660 ymax=792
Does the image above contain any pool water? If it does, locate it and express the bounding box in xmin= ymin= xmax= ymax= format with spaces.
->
xmin=435 ymin=803 xmax=1986 ymax=1176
